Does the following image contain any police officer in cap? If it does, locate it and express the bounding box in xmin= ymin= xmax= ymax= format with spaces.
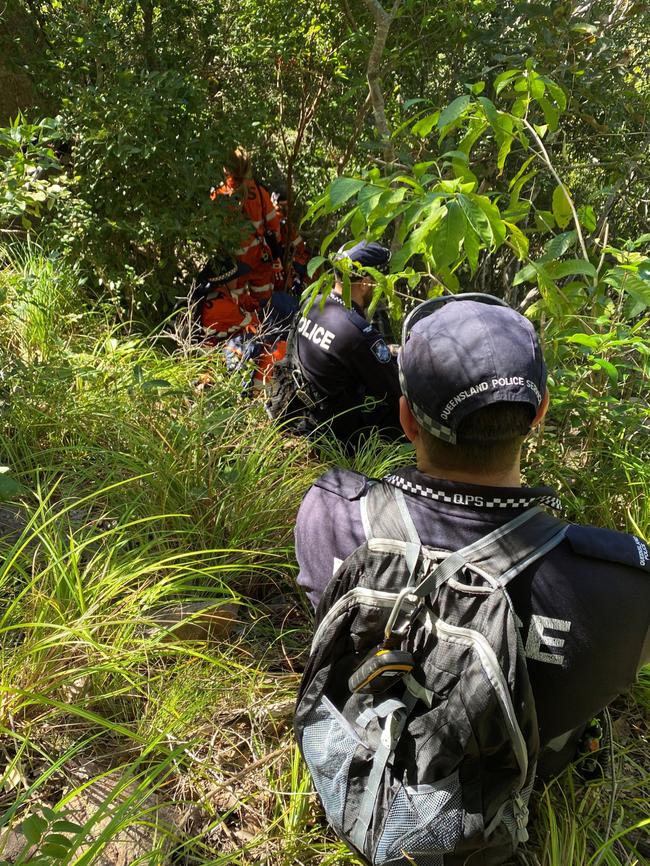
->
xmin=295 ymin=240 xmax=402 ymax=448
xmin=295 ymin=293 xmax=650 ymax=778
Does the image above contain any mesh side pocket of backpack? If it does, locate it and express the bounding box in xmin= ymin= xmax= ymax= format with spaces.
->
xmin=301 ymin=696 xmax=360 ymax=829
xmin=374 ymin=772 xmax=463 ymax=864
xmin=383 ymin=854 xmax=444 ymax=866
xmin=499 ymin=767 xmax=536 ymax=844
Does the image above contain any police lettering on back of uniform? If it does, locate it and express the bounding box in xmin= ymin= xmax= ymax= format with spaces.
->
xmin=294 ymin=240 xmax=402 ymax=448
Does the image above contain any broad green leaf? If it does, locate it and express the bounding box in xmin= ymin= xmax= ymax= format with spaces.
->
xmin=537 ymin=97 xmax=559 ymax=131
xmin=542 ymin=231 xmax=576 ymax=261
xmin=437 ymin=95 xmax=471 ymax=130
xmin=411 ymin=111 xmax=439 ymax=137
xmin=513 ymin=263 xmax=540 ymax=286
xmin=328 ymin=177 xmax=366 ymax=209
xmin=390 ymin=237 xmax=419 ymax=272
xmin=505 ymin=222 xmax=529 ymax=260
xmin=530 ymin=76 xmax=545 ymax=99
xmin=545 ymin=259 xmax=596 ymax=279
xmin=458 ymin=194 xmax=493 ymax=245
xmin=307 ymin=255 xmax=327 ymax=278
xmin=496 ymin=117 xmax=515 ymax=172
xmin=463 ymin=226 xmax=480 ymax=274
xmin=358 ymin=190 xmax=384 ymax=219
xmin=535 ymin=210 xmax=555 ymax=233
xmin=441 ymin=150 xmax=469 ymax=163
xmin=590 ymin=357 xmax=618 ymax=382
xmin=404 ymin=98 xmax=428 ymax=109
xmin=577 ymin=204 xmax=597 ymax=232
xmin=565 ymin=333 xmax=602 ymax=348
xmin=457 ymin=118 xmax=488 ymax=156
xmin=512 ymin=97 xmax=529 ymax=118
xmin=40 ymin=843 xmax=70 ymax=859
xmin=51 ymin=820 xmax=84 ymax=834
xmin=430 ymin=201 xmax=466 ymax=269
xmin=474 ymin=195 xmax=507 ymax=246
xmin=350 ymin=207 xmax=366 ymax=236
xmin=543 ymin=78 xmax=567 ymax=110
xmin=477 ymin=96 xmax=499 ymax=128
xmin=494 ymin=69 xmax=519 ymax=95
xmin=22 ymin=814 xmax=48 ymax=845
xmin=0 ymin=473 xmax=25 ymax=501
xmin=552 ymin=185 xmax=573 ymax=229
xmin=619 ymin=272 xmax=650 ymax=308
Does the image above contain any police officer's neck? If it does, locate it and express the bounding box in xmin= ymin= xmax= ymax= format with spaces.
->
xmin=333 ymin=283 xmax=368 ymax=311
xmin=415 ymin=449 xmax=523 ymax=488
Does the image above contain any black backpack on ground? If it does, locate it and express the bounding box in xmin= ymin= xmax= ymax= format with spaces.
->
xmin=294 ymin=481 xmax=567 ymax=866
xmin=264 ymin=319 xmax=327 ymax=435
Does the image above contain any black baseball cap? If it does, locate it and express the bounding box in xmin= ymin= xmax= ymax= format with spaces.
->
xmin=398 ymin=294 xmax=547 ymax=444
xmin=334 ymin=240 xmax=392 ymax=276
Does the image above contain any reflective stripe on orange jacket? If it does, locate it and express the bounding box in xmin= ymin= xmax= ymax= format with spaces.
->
xmin=200 ymin=290 xmax=260 ymax=340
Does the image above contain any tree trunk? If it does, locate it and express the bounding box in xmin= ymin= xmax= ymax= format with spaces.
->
xmin=362 ymin=0 xmax=402 ymax=166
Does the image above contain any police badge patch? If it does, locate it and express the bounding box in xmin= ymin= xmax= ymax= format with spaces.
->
xmin=371 ymin=339 xmax=392 ymax=363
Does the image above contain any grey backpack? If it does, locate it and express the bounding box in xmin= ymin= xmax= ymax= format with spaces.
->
xmin=294 ymin=481 xmax=567 ymax=866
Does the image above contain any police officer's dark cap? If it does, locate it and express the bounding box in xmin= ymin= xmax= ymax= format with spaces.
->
xmin=335 ymin=240 xmax=392 ymax=276
xmin=398 ymin=294 xmax=547 ymax=445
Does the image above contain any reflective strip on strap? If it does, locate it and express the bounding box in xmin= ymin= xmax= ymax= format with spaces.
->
xmin=357 ymin=698 xmax=405 ymax=729
xmin=404 ymin=673 xmax=433 ymax=708
xmin=350 ymin=690 xmax=418 ymax=853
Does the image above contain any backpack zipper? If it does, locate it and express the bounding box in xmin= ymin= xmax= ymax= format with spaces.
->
xmin=311 ymin=588 xmax=415 ymax=653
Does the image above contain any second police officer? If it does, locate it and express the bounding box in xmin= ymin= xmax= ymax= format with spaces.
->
xmin=295 ymin=240 xmax=403 ymax=450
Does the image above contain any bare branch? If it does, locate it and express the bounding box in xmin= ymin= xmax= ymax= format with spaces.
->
xmin=521 ymin=118 xmax=590 ymax=263
xmin=362 ymin=0 xmax=402 ymax=165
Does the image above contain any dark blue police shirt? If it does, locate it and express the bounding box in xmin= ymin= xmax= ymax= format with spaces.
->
xmin=294 ymin=465 xmax=650 ymax=773
xmin=296 ymin=293 xmax=402 ymax=446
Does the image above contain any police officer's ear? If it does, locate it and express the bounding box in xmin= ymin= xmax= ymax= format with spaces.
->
xmin=531 ymin=388 xmax=550 ymax=428
xmin=399 ymin=396 xmax=420 ymax=443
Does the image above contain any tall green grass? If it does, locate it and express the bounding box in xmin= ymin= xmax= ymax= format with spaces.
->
xmin=0 ymin=244 xmax=647 ymax=865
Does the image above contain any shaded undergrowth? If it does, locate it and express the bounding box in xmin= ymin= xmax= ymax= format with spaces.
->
xmin=0 ymin=246 xmax=647 ymax=865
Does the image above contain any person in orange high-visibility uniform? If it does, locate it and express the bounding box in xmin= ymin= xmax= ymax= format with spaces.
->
xmin=211 ymin=147 xmax=282 ymax=305
xmin=194 ymin=257 xmax=259 ymax=344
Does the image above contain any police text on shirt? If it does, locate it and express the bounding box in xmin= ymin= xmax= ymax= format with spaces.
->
xmin=298 ymin=316 xmax=336 ymax=351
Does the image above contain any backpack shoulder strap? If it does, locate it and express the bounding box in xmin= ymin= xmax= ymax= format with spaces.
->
xmin=413 ymin=507 xmax=567 ymax=600
xmin=360 ymin=480 xmax=421 ymax=544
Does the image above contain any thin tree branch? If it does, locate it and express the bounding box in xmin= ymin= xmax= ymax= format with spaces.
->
xmin=521 ymin=117 xmax=590 ymax=263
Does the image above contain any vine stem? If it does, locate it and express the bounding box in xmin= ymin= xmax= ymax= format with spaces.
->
xmin=521 ymin=117 xmax=590 ymax=264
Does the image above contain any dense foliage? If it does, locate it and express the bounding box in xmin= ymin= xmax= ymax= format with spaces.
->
xmin=0 ymin=243 xmax=647 ymax=865
xmin=0 ymin=0 xmax=648 ymax=862
xmin=1 ymin=0 xmax=648 ymax=310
